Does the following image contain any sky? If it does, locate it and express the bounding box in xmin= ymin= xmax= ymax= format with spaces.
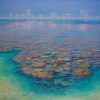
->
xmin=0 ymin=0 xmax=100 ymax=17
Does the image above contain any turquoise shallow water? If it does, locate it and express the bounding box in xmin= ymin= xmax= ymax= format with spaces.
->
xmin=0 ymin=51 xmax=100 ymax=100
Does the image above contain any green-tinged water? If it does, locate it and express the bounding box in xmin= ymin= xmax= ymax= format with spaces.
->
xmin=0 ymin=51 xmax=100 ymax=100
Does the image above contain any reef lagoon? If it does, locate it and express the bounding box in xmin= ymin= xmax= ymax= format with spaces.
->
xmin=0 ymin=20 xmax=100 ymax=100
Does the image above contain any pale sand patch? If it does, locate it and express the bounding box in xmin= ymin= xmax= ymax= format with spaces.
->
xmin=87 ymin=92 xmax=100 ymax=100
xmin=0 ymin=77 xmax=84 ymax=100
xmin=0 ymin=77 xmax=24 ymax=100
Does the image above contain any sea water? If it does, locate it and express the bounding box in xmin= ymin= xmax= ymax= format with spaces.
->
xmin=0 ymin=20 xmax=100 ymax=100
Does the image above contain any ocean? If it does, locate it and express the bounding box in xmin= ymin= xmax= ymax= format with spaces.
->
xmin=0 ymin=19 xmax=100 ymax=100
